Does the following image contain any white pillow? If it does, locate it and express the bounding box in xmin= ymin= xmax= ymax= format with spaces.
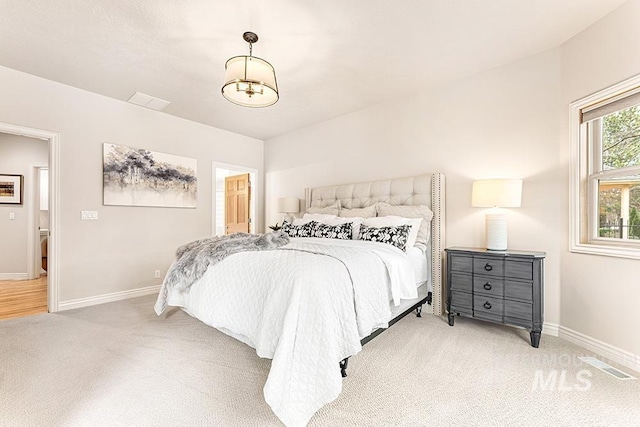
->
xmin=306 ymin=201 xmax=341 ymax=216
xmin=376 ymin=203 xmax=433 ymax=250
xmin=295 ymin=213 xmax=338 ymax=224
xmin=362 ymin=216 xmax=422 ymax=249
xmin=339 ymin=205 xmax=376 ymax=218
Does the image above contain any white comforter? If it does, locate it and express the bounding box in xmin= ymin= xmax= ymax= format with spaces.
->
xmin=154 ymin=237 xmax=417 ymax=426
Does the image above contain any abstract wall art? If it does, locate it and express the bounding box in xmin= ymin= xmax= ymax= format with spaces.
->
xmin=103 ymin=143 xmax=197 ymax=208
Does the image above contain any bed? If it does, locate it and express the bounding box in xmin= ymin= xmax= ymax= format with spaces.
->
xmin=155 ymin=173 xmax=445 ymax=426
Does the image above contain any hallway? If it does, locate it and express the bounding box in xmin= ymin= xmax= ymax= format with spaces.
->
xmin=0 ymin=276 xmax=47 ymax=320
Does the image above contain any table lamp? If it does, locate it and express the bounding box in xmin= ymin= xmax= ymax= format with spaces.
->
xmin=277 ymin=197 xmax=299 ymax=224
xmin=471 ymin=179 xmax=522 ymax=251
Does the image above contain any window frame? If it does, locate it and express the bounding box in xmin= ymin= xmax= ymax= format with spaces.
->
xmin=570 ymin=74 xmax=640 ymax=259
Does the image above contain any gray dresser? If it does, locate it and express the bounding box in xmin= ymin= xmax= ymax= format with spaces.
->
xmin=445 ymin=247 xmax=545 ymax=347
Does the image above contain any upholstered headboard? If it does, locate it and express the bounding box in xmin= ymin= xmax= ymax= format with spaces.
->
xmin=304 ymin=173 xmax=446 ymax=316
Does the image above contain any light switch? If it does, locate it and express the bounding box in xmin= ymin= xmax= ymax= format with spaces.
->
xmin=9 ymin=212 xmax=15 ymax=220
xmin=81 ymin=211 xmax=98 ymax=220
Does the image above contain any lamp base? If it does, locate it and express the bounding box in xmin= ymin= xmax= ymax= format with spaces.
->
xmin=282 ymin=213 xmax=294 ymax=224
xmin=485 ymin=213 xmax=507 ymax=251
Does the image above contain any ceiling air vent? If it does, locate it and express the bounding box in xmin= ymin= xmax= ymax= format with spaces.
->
xmin=127 ymin=92 xmax=170 ymax=111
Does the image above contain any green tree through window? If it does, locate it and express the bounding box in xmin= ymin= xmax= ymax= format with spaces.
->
xmin=599 ymin=105 xmax=640 ymax=239
xmin=602 ymin=106 xmax=640 ymax=170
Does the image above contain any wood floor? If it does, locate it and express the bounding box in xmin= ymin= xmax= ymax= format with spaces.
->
xmin=0 ymin=276 xmax=48 ymax=320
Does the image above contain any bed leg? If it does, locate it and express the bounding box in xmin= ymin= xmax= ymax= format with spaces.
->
xmin=426 ymin=291 xmax=432 ymax=306
xmin=340 ymin=358 xmax=349 ymax=378
xmin=415 ymin=305 xmax=423 ymax=317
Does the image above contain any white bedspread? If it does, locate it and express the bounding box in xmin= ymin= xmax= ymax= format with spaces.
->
xmin=154 ymin=237 xmax=416 ymax=426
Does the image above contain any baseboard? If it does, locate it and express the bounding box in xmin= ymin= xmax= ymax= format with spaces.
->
xmin=0 ymin=273 xmax=29 ymax=280
xmin=543 ymin=322 xmax=560 ymax=337
xmin=558 ymin=325 xmax=640 ymax=375
xmin=58 ymin=284 xmax=161 ymax=311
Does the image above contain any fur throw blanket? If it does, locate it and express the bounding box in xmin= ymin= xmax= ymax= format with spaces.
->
xmin=164 ymin=232 xmax=290 ymax=293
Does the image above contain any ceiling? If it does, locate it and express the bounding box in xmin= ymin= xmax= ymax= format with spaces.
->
xmin=0 ymin=0 xmax=628 ymax=140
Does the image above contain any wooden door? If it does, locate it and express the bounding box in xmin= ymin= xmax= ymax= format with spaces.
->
xmin=225 ymin=173 xmax=251 ymax=234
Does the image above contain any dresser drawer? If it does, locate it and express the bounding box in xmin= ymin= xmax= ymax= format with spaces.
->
xmin=450 ymin=255 xmax=473 ymax=273
xmin=450 ymin=272 xmax=472 ymax=292
xmin=474 ymin=295 xmax=504 ymax=317
xmin=450 ymin=290 xmax=473 ymax=310
xmin=505 ymin=280 xmax=533 ymax=301
xmin=505 ymin=300 xmax=533 ymax=322
xmin=473 ymin=276 xmax=504 ymax=297
xmin=505 ymin=260 xmax=533 ymax=280
xmin=473 ymin=257 xmax=504 ymax=277
xmin=474 ymin=311 xmax=503 ymax=324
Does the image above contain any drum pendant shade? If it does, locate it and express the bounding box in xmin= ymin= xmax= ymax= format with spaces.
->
xmin=222 ymin=32 xmax=279 ymax=108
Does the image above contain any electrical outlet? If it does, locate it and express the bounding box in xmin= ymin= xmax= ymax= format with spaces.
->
xmin=154 ymin=270 xmax=161 ymax=279
xmin=9 ymin=212 xmax=15 ymax=220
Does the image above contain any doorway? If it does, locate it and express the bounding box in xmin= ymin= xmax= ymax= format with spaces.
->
xmin=34 ymin=167 xmax=49 ymax=276
xmin=0 ymin=122 xmax=60 ymax=316
xmin=225 ymin=173 xmax=251 ymax=234
xmin=213 ymin=162 xmax=257 ymax=236
xmin=0 ymin=133 xmax=47 ymax=319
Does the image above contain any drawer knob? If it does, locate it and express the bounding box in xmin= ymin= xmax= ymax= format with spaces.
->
xmin=483 ymin=283 xmax=492 ymax=291
xmin=484 ymin=263 xmax=493 ymax=272
xmin=483 ymin=301 xmax=492 ymax=310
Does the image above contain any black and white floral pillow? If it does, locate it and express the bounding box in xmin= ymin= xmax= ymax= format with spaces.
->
xmin=313 ymin=222 xmax=353 ymax=240
xmin=281 ymin=221 xmax=317 ymax=238
xmin=359 ymin=224 xmax=411 ymax=251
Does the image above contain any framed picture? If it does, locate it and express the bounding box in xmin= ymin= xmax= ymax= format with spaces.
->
xmin=0 ymin=174 xmax=23 ymax=204
xmin=103 ymin=143 xmax=197 ymax=208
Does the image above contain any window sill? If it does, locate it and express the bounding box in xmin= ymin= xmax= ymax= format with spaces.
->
xmin=570 ymin=241 xmax=640 ymax=260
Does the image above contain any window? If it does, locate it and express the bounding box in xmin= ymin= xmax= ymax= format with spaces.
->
xmin=571 ymin=75 xmax=640 ymax=258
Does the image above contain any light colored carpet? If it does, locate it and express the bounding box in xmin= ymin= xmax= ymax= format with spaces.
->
xmin=1 ymin=295 xmax=638 ymax=427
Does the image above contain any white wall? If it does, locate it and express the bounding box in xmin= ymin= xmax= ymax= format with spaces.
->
xmin=266 ymin=49 xmax=564 ymax=326
xmin=560 ymin=0 xmax=640 ymax=357
xmin=0 ymin=133 xmax=48 ymax=277
xmin=0 ymin=65 xmax=264 ymax=303
xmin=266 ymin=0 xmax=640 ymax=363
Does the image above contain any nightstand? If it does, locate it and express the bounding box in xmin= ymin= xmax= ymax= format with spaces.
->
xmin=445 ymin=247 xmax=545 ymax=348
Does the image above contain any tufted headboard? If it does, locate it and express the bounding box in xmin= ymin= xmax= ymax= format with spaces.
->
xmin=304 ymin=173 xmax=446 ymax=316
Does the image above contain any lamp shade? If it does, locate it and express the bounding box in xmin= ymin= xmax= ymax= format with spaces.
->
xmin=471 ymin=179 xmax=522 ymax=208
xmin=222 ymin=55 xmax=279 ymax=108
xmin=277 ymin=197 xmax=299 ymax=213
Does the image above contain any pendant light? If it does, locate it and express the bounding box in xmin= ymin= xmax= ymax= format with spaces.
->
xmin=222 ymin=32 xmax=279 ymax=108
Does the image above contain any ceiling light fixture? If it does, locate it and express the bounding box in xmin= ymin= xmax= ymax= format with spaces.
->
xmin=222 ymin=31 xmax=279 ymax=108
